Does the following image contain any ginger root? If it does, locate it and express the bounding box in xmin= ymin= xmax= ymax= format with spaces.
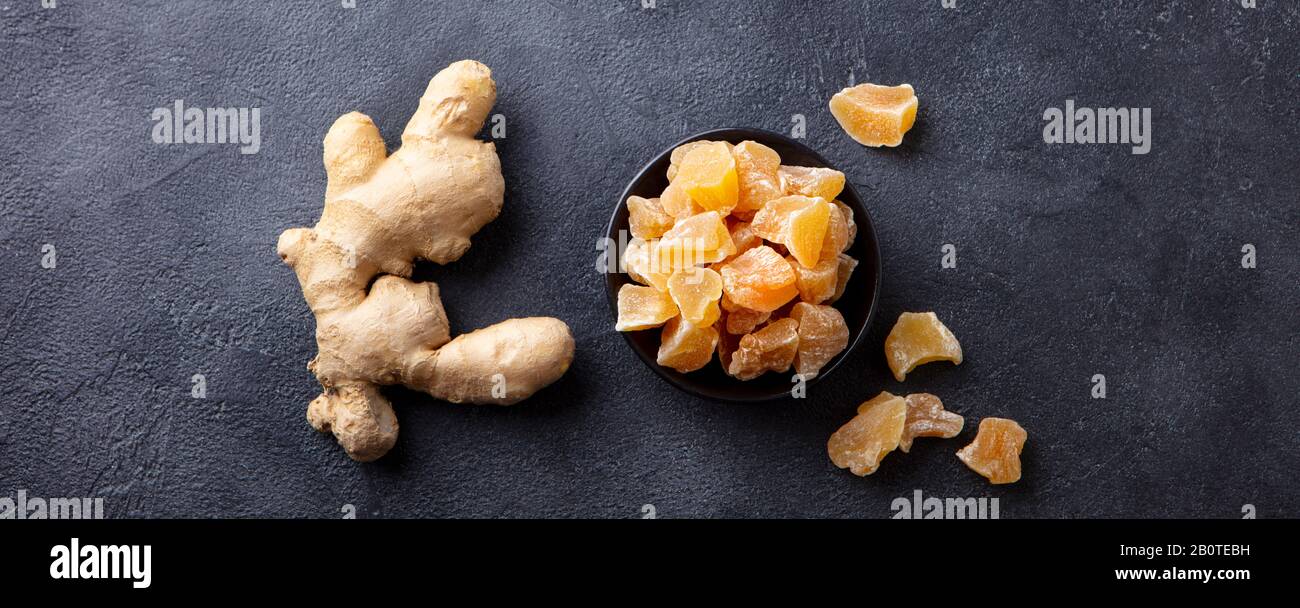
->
xmin=278 ymin=60 xmax=575 ymax=461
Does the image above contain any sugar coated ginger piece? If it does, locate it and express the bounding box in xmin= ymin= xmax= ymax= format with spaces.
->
xmin=623 ymin=238 xmax=670 ymax=291
xmin=779 ymin=165 xmax=845 ymax=201
xmin=718 ymin=245 xmax=798 ymax=313
xmin=832 ymin=200 xmax=857 ymax=247
xmin=788 ymin=302 xmax=849 ymax=378
xmin=615 ymin=284 xmax=678 ymax=331
xmin=789 ymin=253 xmax=837 ymax=304
xmin=667 ymin=267 xmax=723 ymax=327
xmin=717 ymin=322 xmax=741 ymax=371
xmin=829 ymin=83 xmax=918 ymax=147
xmin=727 ymin=318 xmax=799 ymax=380
xmin=957 ymin=418 xmax=1027 ymax=484
xmin=656 ymin=211 xmax=735 ymax=267
xmin=724 ymin=306 xmax=771 ymax=335
xmin=819 ymin=200 xmax=851 ymax=262
xmin=750 ymin=195 xmax=817 ymax=242
xmin=830 ymin=254 xmax=858 ymax=303
xmin=731 ymin=140 xmax=783 ymax=216
xmin=660 ymin=181 xmax=702 ymax=219
xmin=657 ymin=316 xmax=719 ymax=373
xmin=627 ymin=195 xmax=674 ymax=240
xmin=785 ymin=197 xmax=832 ymax=268
xmin=674 ymin=141 xmax=739 ymax=214
xmin=899 ymin=393 xmax=964 ymax=453
xmin=828 ymin=391 xmax=907 ymax=476
xmin=724 ymin=219 xmax=761 ymax=262
xmin=666 ymin=140 xmax=728 ymax=182
xmin=884 ymin=311 xmax=962 ymax=381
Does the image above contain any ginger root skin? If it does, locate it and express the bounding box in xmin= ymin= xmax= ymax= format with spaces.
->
xmin=278 ymin=60 xmax=575 ymax=461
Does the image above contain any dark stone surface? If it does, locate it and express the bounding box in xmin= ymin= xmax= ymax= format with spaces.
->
xmin=0 ymin=0 xmax=1296 ymax=518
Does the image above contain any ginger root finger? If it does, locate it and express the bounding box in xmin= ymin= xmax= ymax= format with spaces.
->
xmin=407 ymin=317 xmax=576 ymax=405
xmin=323 ymin=112 xmax=387 ymax=201
xmin=306 ymin=383 xmax=398 ymax=463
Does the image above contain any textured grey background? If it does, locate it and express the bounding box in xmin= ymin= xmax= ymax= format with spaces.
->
xmin=1 ymin=0 xmax=1296 ymax=518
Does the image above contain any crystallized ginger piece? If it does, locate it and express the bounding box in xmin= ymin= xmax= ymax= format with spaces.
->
xmin=667 ymin=267 xmax=723 ymax=327
xmin=623 ymin=238 xmax=670 ymax=291
xmin=829 ymin=254 xmax=858 ymax=303
xmin=727 ymin=318 xmax=799 ymax=380
xmin=899 ymin=393 xmax=964 ymax=453
xmin=674 ymin=141 xmax=739 ymax=214
xmin=627 ymin=195 xmax=674 ymax=240
xmin=832 ymin=200 xmax=857 ymax=247
xmin=717 ymin=245 xmax=798 ymax=313
xmin=660 ymin=181 xmax=701 ymax=219
xmin=723 ymin=220 xmax=761 ymax=263
xmin=957 ymin=417 xmax=1027 ymax=484
xmin=884 ymin=311 xmax=962 ymax=381
xmin=657 ymin=316 xmax=719 ymax=373
xmin=779 ymin=165 xmax=845 ymax=201
xmin=828 ymin=391 xmax=907 ymax=476
xmin=731 ymin=140 xmax=783 ymax=217
xmin=716 ymin=323 xmax=743 ymax=372
xmin=785 ymin=198 xmax=832 ymax=268
xmin=829 ymin=83 xmax=918 ymax=148
xmin=819 ymin=201 xmax=851 ymax=262
xmin=725 ymin=306 xmax=771 ymax=335
xmin=751 ymin=195 xmax=818 ymax=242
xmin=666 ymin=140 xmax=727 ymax=182
xmin=656 ymin=211 xmax=735 ymax=267
xmin=790 ymin=254 xmax=838 ymax=304
xmin=615 ymin=284 xmax=678 ymax=331
xmin=788 ymin=302 xmax=849 ymax=378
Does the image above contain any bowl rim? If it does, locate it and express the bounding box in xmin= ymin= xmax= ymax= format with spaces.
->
xmin=604 ymin=127 xmax=883 ymax=402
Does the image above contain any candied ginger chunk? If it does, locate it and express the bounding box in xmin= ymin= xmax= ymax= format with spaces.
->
xmin=957 ymin=418 xmax=1027 ymax=484
xmin=828 ymin=391 xmax=906 ymax=476
xmin=615 ymin=284 xmax=678 ymax=331
xmin=667 ymin=267 xmax=723 ymax=326
xmin=829 ymin=83 xmax=918 ymax=147
xmin=788 ymin=302 xmax=849 ymax=378
xmin=899 ymin=393 xmax=964 ymax=453
xmin=884 ymin=311 xmax=962 ymax=381
xmin=675 ymin=141 xmax=739 ymax=214
xmin=657 ymin=316 xmax=719 ymax=373
xmin=779 ymin=165 xmax=845 ymax=201
xmin=727 ymin=318 xmax=799 ymax=380
xmin=627 ymin=195 xmax=674 ymax=240
xmin=717 ymin=246 xmax=798 ymax=313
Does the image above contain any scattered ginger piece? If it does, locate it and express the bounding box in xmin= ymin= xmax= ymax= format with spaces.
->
xmin=884 ymin=311 xmax=962 ymax=381
xmin=899 ymin=393 xmax=964 ymax=453
xmin=829 ymin=391 xmax=907 ymax=476
xmin=829 ymin=83 xmax=918 ymax=147
xmin=957 ymin=418 xmax=1027 ymax=484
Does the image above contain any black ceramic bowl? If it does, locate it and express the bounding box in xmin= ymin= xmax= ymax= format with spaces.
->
xmin=605 ymin=128 xmax=882 ymax=401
